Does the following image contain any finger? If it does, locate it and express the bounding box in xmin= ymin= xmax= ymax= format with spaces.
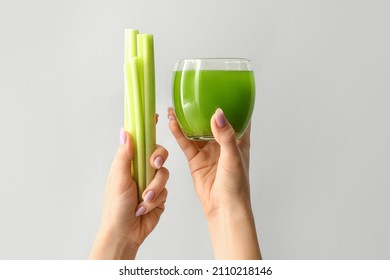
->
xmin=136 ymin=189 xmax=168 ymax=219
xmin=210 ymin=108 xmax=240 ymax=154
xmin=168 ymin=107 xmax=199 ymax=161
xmin=150 ymin=144 xmax=169 ymax=169
xmin=137 ymin=188 xmax=168 ymax=216
xmin=155 ymin=113 xmax=159 ymax=124
xmin=210 ymin=109 xmax=242 ymax=170
xmin=135 ymin=167 xmax=169 ymax=216
xmin=143 ymin=167 xmax=169 ymax=203
xmin=107 ymin=129 xmax=134 ymax=189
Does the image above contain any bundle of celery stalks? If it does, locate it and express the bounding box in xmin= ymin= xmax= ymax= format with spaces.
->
xmin=123 ymin=29 xmax=156 ymax=202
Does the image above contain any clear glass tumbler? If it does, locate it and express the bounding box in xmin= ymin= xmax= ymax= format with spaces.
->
xmin=172 ymin=58 xmax=255 ymax=140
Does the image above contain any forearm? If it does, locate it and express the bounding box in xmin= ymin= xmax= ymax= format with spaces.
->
xmin=207 ymin=205 xmax=262 ymax=260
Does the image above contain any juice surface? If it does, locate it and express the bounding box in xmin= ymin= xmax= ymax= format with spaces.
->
xmin=173 ymin=70 xmax=255 ymax=139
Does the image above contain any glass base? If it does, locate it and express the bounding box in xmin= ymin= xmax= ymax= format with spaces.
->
xmin=185 ymin=132 xmax=243 ymax=141
xmin=186 ymin=135 xmax=215 ymax=141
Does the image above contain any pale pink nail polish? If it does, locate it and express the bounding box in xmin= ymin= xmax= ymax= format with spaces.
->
xmin=135 ymin=206 xmax=146 ymax=217
xmin=215 ymin=108 xmax=227 ymax=128
xmin=154 ymin=156 xmax=164 ymax=169
xmin=144 ymin=190 xmax=155 ymax=203
xmin=120 ymin=128 xmax=126 ymax=145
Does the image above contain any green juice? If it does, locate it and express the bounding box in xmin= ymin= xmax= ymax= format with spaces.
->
xmin=173 ymin=70 xmax=255 ymax=140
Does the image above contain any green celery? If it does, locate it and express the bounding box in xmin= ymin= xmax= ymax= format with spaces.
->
xmin=123 ymin=29 xmax=156 ymax=202
xmin=124 ymin=29 xmax=138 ymax=137
xmin=130 ymin=57 xmax=146 ymax=201
xmin=137 ymin=34 xmax=156 ymax=188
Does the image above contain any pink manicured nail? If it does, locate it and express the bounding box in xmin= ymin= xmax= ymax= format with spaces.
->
xmin=168 ymin=107 xmax=175 ymax=121
xmin=135 ymin=206 xmax=146 ymax=217
xmin=120 ymin=128 xmax=126 ymax=145
xmin=168 ymin=112 xmax=176 ymax=122
xmin=215 ymin=108 xmax=227 ymax=128
xmin=154 ymin=156 xmax=164 ymax=169
xmin=144 ymin=190 xmax=155 ymax=203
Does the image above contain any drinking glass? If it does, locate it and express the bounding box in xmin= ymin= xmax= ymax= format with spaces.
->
xmin=172 ymin=58 xmax=255 ymax=140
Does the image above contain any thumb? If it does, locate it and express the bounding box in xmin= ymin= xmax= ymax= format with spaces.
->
xmin=107 ymin=128 xmax=134 ymax=190
xmin=210 ymin=108 xmax=241 ymax=165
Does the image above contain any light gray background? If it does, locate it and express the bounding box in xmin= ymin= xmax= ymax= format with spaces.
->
xmin=0 ymin=0 xmax=389 ymax=259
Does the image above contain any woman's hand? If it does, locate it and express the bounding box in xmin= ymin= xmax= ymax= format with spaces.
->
xmin=168 ymin=107 xmax=250 ymax=217
xmin=168 ymin=107 xmax=261 ymax=259
xmin=89 ymin=129 xmax=169 ymax=259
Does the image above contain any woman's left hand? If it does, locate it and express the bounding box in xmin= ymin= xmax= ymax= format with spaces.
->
xmin=89 ymin=129 xmax=169 ymax=259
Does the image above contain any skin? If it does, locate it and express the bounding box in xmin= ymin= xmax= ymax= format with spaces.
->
xmin=90 ymin=109 xmax=261 ymax=260
xmin=168 ymin=107 xmax=262 ymax=259
xmin=89 ymin=130 xmax=169 ymax=259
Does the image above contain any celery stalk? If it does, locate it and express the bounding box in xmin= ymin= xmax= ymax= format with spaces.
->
xmin=123 ymin=29 xmax=156 ymax=202
xmin=137 ymin=34 xmax=156 ymax=186
xmin=128 ymin=58 xmax=146 ymax=201
xmin=124 ymin=29 xmax=138 ymax=62
xmin=124 ymin=29 xmax=138 ymax=134
xmin=123 ymin=62 xmax=138 ymax=183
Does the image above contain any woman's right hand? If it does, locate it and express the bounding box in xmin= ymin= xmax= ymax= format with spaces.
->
xmin=168 ymin=107 xmax=261 ymax=259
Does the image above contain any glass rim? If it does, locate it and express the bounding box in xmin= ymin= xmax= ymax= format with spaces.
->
xmin=176 ymin=58 xmax=251 ymax=63
xmin=174 ymin=58 xmax=252 ymax=71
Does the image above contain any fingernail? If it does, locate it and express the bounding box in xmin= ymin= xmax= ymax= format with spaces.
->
xmin=144 ymin=190 xmax=155 ymax=203
xmin=215 ymin=108 xmax=227 ymax=128
xmin=135 ymin=206 xmax=146 ymax=217
xmin=154 ymin=156 xmax=164 ymax=169
xmin=168 ymin=107 xmax=175 ymax=122
xmin=120 ymin=128 xmax=126 ymax=145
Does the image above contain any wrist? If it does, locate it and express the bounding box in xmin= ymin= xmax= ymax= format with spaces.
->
xmin=203 ymin=191 xmax=251 ymax=221
xmin=206 ymin=202 xmax=261 ymax=260
xmin=206 ymin=202 xmax=254 ymax=231
xmin=89 ymin=226 xmax=139 ymax=260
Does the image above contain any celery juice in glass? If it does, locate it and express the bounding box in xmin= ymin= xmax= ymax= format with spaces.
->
xmin=172 ymin=58 xmax=255 ymax=140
